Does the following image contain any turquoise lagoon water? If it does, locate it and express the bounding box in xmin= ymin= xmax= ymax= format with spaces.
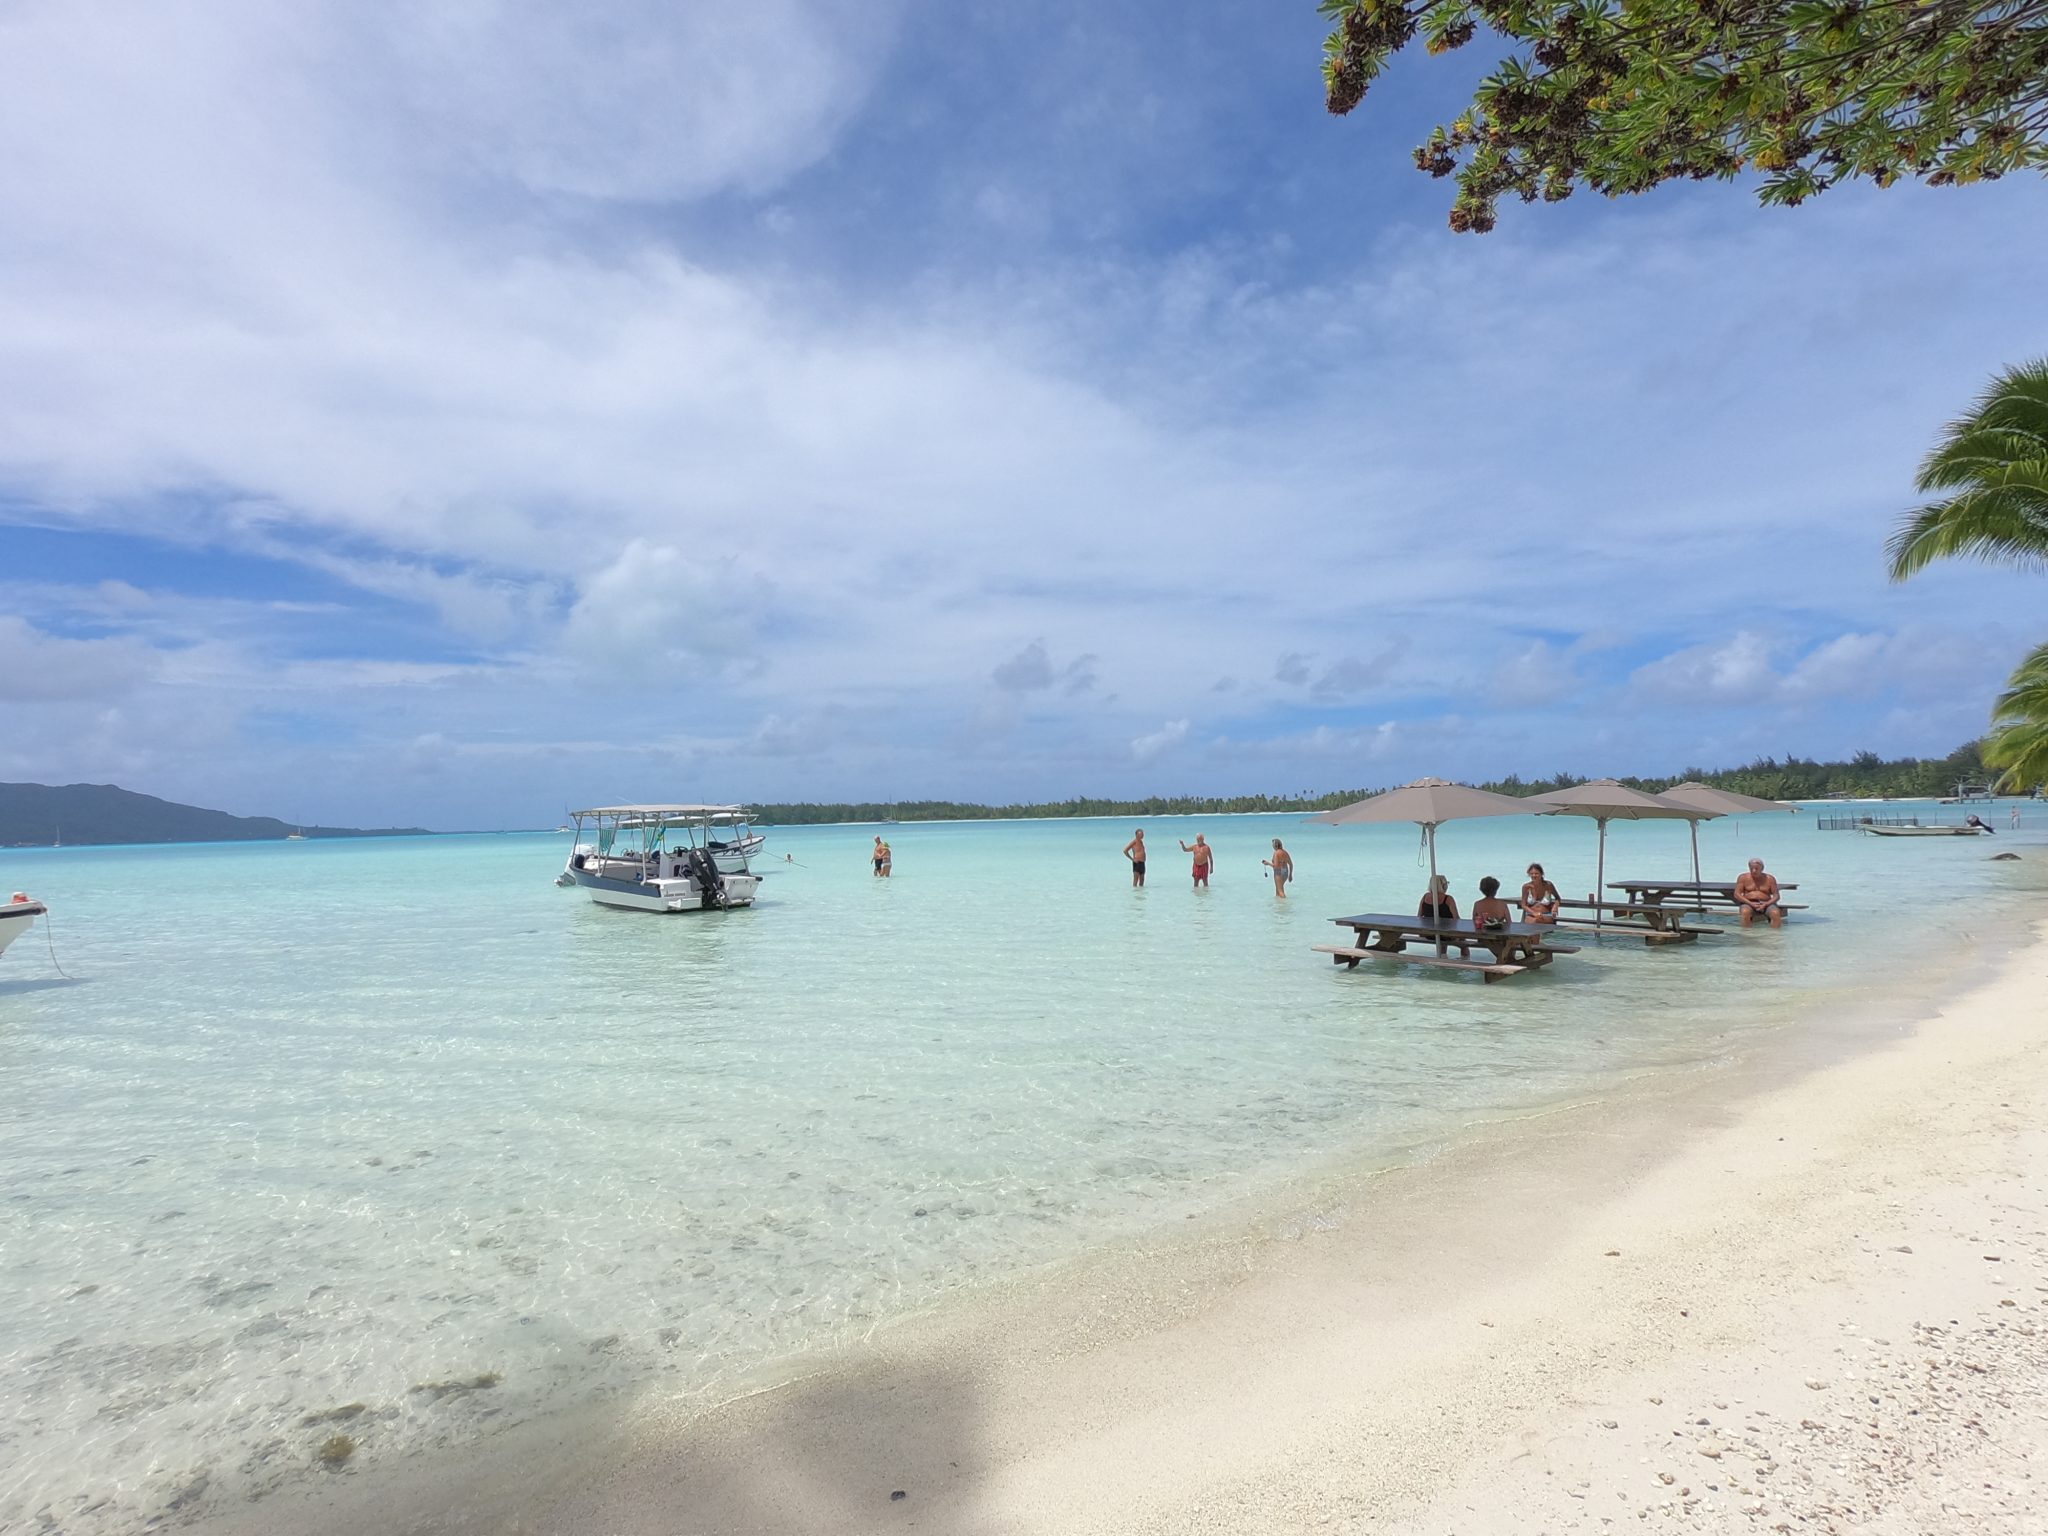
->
xmin=0 ymin=803 xmax=2040 ymax=1531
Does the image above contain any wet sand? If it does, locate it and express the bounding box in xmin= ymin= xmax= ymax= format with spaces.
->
xmin=203 ymin=919 xmax=2048 ymax=1535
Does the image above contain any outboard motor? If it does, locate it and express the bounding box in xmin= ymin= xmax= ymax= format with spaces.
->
xmin=684 ymin=847 xmax=727 ymax=909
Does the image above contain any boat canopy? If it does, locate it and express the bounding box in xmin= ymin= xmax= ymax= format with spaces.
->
xmin=570 ymin=804 xmax=748 ymax=820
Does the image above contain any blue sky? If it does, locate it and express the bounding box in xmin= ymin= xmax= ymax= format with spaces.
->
xmin=0 ymin=0 xmax=2037 ymax=827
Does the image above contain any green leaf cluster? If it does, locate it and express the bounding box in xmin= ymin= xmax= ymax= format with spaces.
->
xmin=1987 ymin=641 xmax=2048 ymax=788
xmin=1320 ymin=0 xmax=2048 ymax=230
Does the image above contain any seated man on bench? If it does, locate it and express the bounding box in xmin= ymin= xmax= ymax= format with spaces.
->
xmin=1734 ymin=858 xmax=1785 ymax=929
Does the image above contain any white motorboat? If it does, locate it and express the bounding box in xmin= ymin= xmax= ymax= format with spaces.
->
xmin=1 ymin=893 xmax=48 ymax=959
xmin=1860 ymin=823 xmax=1985 ymax=837
xmin=556 ymin=805 xmax=763 ymax=912
xmin=704 ymin=809 xmax=767 ymax=873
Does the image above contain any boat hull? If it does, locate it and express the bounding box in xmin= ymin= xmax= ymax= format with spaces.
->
xmin=1860 ymin=825 xmax=1983 ymax=837
xmin=0 ymin=900 xmax=47 ymax=958
xmin=708 ymin=832 xmax=766 ymax=873
xmin=562 ymin=865 xmax=759 ymax=912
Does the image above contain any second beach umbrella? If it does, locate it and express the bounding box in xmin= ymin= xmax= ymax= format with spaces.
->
xmin=1657 ymin=782 xmax=1800 ymax=888
xmin=1527 ymin=780 xmax=1712 ymax=928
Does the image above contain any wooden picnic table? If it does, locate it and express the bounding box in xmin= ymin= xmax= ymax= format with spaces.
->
xmin=1547 ymin=897 xmax=1723 ymax=945
xmin=1607 ymin=879 xmax=1807 ymax=913
xmin=1315 ymin=913 xmax=1579 ymax=983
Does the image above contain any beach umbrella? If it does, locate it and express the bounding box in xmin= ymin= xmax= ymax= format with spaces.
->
xmin=1657 ymin=782 xmax=1799 ymax=887
xmin=1308 ymin=778 xmax=1539 ymax=930
xmin=1526 ymin=780 xmax=1711 ymax=928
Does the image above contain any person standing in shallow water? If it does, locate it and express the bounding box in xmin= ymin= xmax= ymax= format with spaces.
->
xmin=1123 ymin=828 xmax=1147 ymax=887
xmin=1179 ymin=834 xmax=1214 ymax=889
xmin=872 ymin=835 xmax=892 ymax=877
xmin=1262 ymin=838 xmax=1293 ymax=898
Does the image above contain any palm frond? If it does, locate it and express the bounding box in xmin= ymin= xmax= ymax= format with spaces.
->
xmin=1983 ymin=717 xmax=2048 ymax=793
xmin=1886 ymin=477 xmax=2048 ymax=580
xmin=1915 ymin=359 xmax=2048 ymax=494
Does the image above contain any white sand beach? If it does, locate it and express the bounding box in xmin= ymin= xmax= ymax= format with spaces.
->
xmin=216 ymin=916 xmax=2048 ymax=1536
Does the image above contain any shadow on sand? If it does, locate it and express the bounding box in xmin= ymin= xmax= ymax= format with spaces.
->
xmin=193 ymin=1353 xmax=994 ymax=1536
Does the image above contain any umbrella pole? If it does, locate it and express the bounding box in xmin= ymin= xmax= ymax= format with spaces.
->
xmin=1427 ymin=821 xmax=1443 ymax=954
xmin=1690 ymin=821 xmax=1702 ymax=903
xmin=1595 ymin=817 xmax=1607 ymax=930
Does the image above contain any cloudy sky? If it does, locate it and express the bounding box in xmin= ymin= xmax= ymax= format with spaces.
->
xmin=1 ymin=0 xmax=2036 ymax=826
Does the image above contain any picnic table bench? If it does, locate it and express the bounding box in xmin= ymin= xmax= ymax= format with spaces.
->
xmin=1315 ymin=913 xmax=1579 ymax=983
xmin=1607 ymin=879 xmax=1808 ymax=914
xmin=1547 ymin=897 xmax=1724 ymax=945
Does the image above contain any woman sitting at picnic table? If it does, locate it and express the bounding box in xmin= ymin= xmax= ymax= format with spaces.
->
xmin=1519 ymin=863 xmax=1561 ymax=925
xmin=1471 ymin=876 xmax=1517 ymax=957
xmin=1418 ymin=874 xmax=1459 ymax=923
xmin=1419 ymin=875 xmax=1468 ymax=956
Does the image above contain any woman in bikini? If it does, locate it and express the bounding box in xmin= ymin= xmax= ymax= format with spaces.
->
xmin=1519 ymin=862 xmax=1561 ymax=925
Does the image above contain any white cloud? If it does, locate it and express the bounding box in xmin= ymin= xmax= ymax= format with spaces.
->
xmin=1130 ymin=719 xmax=1189 ymax=762
xmin=1629 ymin=631 xmax=1781 ymax=706
xmin=992 ymin=640 xmax=1098 ymax=695
xmin=1630 ymin=625 xmax=2024 ymax=715
xmin=0 ymin=615 xmax=156 ymax=701
xmin=1312 ymin=642 xmax=1407 ymax=698
xmin=1487 ymin=640 xmax=1578 ymax=706
xmin=992 ymin=640 xmax=1055 ymax=691
xmin=377 ymin=0 xmax=904 ymax=202
xmin=561 ymin=541 xmax=759 ymax=678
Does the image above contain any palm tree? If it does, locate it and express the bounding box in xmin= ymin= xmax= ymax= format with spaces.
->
xmin=1888 ymin=359 xmax=2048 ymax=579
xmin=1985 ymin=641 xmax=2048 ymax=793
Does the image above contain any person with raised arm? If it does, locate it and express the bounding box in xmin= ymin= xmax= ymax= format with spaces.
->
xmin=1261 ymin=838 xmax=1293 ymax=899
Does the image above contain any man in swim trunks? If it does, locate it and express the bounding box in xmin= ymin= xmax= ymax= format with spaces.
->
xmin=1262 ymin=838 xmax=1292 ymax=898
xmin=1123 ymin=829 xmax=1147 ymax=887
xmin=1734 ymin=857 xmax=1782 ymax=928
xmin=872 ymin=835 xmax=892 ymax=877
xmin=1179 ymin=834 xmax=1214 ymax=889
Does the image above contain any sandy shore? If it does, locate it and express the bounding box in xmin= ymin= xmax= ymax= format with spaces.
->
xmin=217 ymin=919 xmax=2048 ymax=1535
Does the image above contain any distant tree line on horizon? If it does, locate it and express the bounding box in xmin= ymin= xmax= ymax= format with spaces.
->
xmin=751 ymin=742 xmax=1996 ymax=824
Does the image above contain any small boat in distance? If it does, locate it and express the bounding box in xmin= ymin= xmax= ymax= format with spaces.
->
xmin=1938 ymin=782 xmax=1997 ymax=804
xmin=286 ymin=826 xmax=307 ymax=841
xmin=556 ymin=805 xmax=763 ymax=912
xmin=705 ymin=809 xmax=767 ymax=873
xmin=1860 ymin=822 xmax=1986 ymax=837
xmin=1 ymin=892 xmax=48 ymax=960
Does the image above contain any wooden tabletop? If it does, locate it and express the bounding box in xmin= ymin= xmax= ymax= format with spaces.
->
xmin=1332 ymin=913 xmax=1558 ymax=941
xmin=1606 ymin=879 xmax=1799 ymax=893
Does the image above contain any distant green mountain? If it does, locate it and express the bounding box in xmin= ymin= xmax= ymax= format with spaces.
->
xmin=0 ymin=782 xmax=428 ymax=847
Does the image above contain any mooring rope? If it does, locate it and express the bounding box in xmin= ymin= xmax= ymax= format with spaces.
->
xmin=40 ymin=907 xmax=72 ymax=980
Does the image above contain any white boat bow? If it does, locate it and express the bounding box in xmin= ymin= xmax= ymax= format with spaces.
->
xmin=0 ymin=894 xmax=49 ymax=959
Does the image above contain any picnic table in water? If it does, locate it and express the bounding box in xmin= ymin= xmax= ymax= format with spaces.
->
xmin=1314 ymin=912 xmax=1579 ymax=983
xmin=1606 ymin=879 xmax=1807 ymax=914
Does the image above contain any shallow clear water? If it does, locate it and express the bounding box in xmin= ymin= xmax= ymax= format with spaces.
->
xmin=0 ymin=802 xmax=2038 ymax=1530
